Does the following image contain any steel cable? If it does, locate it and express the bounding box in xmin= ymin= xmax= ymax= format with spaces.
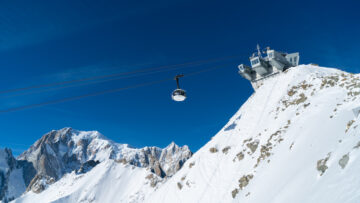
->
xmin=0 ymin=55 xmax=241 ymax=95
xmin=0 ymin=64 xmax=229 ymax=113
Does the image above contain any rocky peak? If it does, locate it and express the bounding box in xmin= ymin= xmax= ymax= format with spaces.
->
xmin=15 ymin=128 xmax=192 ymax=192
xmin=26 ymin=174 xmax=55 ymax=194
xmin=0 ymin=149 xmax=16 ymax=198
xmin=0 ymin=148 xmax=16 ymax=173
xmin=0 ymin=148 xmax=30 ymax=202
xmin=158 ymin=142 xmax=192 ymax=177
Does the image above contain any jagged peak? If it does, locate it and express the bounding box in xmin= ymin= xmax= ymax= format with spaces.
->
xmin=28 ymin=128 xmax=191 ymax=156
xmin=17 ymin=127 xmax=193 ymax=178
xmin=163 ymin=142 xmax=190 ymax=154
xmin=165 ymin=141 xmax=177 ymax=149
xmin=0 ymin=148 xmax=16 ymax=173
xmin=30 ymin=128 xmax=107 ymax=149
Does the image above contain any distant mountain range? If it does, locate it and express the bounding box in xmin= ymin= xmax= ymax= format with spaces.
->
xmin=0 ymin=128 xmax=191 ymax=202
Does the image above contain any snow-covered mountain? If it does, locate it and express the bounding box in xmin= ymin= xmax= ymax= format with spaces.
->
xmin=0 ymin=128 xmax=191 ymax=202
xmin=146 ymin=65 xmax=360 ymax=203
xmin=4 ymin=64 xmax=360 ymax=202
xmin=18 ymin=128 xmax=191 ymax=180
xmin=13 ymin=160 xmax=159 ymax=203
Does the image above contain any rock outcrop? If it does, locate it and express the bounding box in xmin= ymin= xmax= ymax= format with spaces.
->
xmin=0 ymin=148 xmax=32 ymax=202
xmin=0 ymin=128 xmax=192 ymax=201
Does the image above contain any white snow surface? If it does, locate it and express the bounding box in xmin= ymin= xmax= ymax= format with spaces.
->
xmin=11 ymin=65 xmax=360 ymax=202
xmin=146 ymin=65 xmax=360 ymax=203
xmin=13 ymin=160 xmax=155 ymax=203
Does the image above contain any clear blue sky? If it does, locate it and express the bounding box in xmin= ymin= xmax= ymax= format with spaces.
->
xmin=0 ymin=0 xmax=359 ymax=156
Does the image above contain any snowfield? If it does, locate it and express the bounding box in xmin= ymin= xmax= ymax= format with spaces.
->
xmin=7 ymin=65 xmax=360 ymax=202
xmin=146 ymin=65 xmax=360 ymax=203
xmin=13 ymin=160 xmax=156 ymax=203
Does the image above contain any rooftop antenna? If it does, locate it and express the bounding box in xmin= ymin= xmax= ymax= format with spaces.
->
xmin=257 ymin=44 xmax=262 ymax=57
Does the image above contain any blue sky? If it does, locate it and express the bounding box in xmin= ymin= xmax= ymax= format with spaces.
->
xmin=0 ymin=0 xmax=359 ymax=156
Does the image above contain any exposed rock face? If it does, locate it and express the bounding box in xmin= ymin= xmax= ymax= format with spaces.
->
xmin=77 ymin=160 xmax=100 ymax=174
xmin=157 ymin=142 xmax=192 ymax=177
xmin=17 ymin=128 xmax=82 ymax=180
xmin=0 ymin=128 xmax=192 ymax=201
xmin=17 ymin=160 xmax=37 ymax=188
xmin=18 ymin=128 xmax=192 ymax=180
xmin=0 ymin=148 xmax=32 ymax=202
xmin=26 ymin=174 xmax=55 ymax=194
xmin=317 ymin=153 xmax=331 ymax=176
xmin=238 ymin=174 xmax=254 ymax=190
xmin=339 ymin=154 xmax=349 ymax=169
xmin=246 ymin=140 xmax=259 ymax=154
xmin=0 ymin=148 xmax=15 ymax=200
xmin=209 ymin=147 xmax=218 ymax=153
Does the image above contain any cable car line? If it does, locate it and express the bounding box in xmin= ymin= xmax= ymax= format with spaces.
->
xmin=3 ymin=61 xmax=232 ymax=99
xmin=0 ymin=79 xmax=172 ymax=114
xmin=0 ymin=54 xmax=241 ymax=95
xmin=0 ymin=64 xmax=228 ymax=114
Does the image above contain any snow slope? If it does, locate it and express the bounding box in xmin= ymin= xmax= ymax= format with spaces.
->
xmin=13 ymin=160 xmax=157 ymax=203
xmin=146 ymin=65 xmax=360 ymax=203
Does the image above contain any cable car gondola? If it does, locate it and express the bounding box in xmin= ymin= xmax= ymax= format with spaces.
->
xmin=172 ymin=74 xmax=186 ymax=102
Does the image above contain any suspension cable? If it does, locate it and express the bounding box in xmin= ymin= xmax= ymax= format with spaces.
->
xmin=0 ymin=55 xmax=241 ymax=95
xmin=4 ymin=61 xmax=232 ymax=99
xmin=0 ymin=64 xmax=228 ymax=113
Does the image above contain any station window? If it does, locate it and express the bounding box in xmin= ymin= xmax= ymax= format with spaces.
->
xmin=239 ymin=65 xmax=245 ymax=71
xmin=251 ymin=58 xmax=259 ymax=66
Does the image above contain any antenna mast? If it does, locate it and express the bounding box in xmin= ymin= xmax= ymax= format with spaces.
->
xmin=257 ymin=44 xmax=262 ymax=57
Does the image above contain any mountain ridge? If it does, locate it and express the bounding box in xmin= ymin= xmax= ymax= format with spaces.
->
xmin=0 ymin=128 xmax=191 ymax=202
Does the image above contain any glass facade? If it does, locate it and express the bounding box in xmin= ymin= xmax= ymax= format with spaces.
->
xmin=251 ymin=58 xmax=259 ymax=66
